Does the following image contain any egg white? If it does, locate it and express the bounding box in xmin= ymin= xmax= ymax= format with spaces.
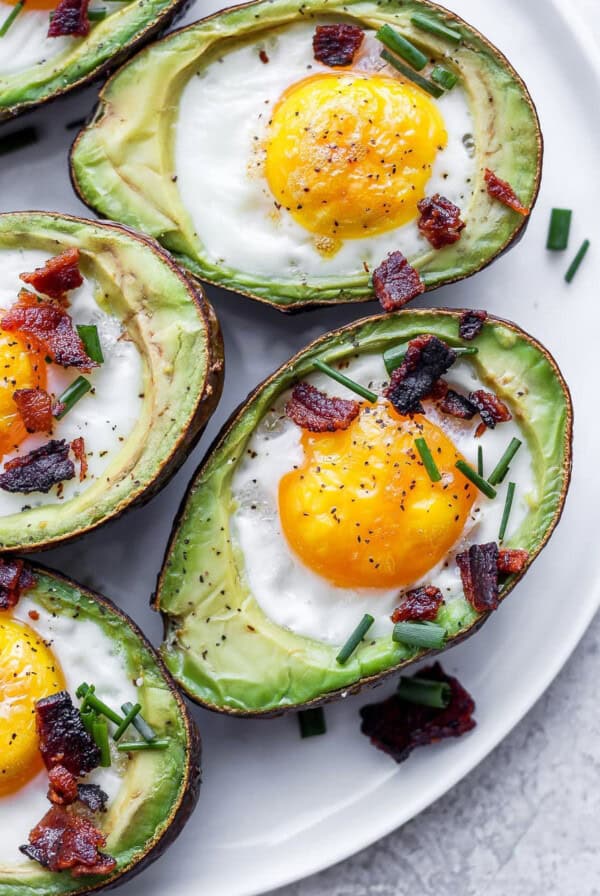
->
xmin=231 ymin=352 xmax=536 ymax=646
xmin=175 ymin=21 xmax=475 ymax=281
xmin=0 ymin=3 xmax=74 ymax=76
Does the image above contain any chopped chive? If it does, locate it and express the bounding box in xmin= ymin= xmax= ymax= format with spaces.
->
xmin=77 ymin=324 xmax=104 ymax=363
xmin=430 ymin=65 xmax=458 ymax=90
xmin=487 ymin=438 xmax=522 ymax=486
xmin=546 ymin=208 xmax=572 ymax=251
xmin=92 ymin=718 xmax=111 ymax=767
xmin=376 ymin=24 xmax=428 ymax=70
xmin=397 ymin=675 xmax=451 ymax=708
xmin=455 ymin=459 xmax=497 ymax=499
xmin=80 ymin=707 xmax=97 ymax=736
xmin=477 ymin=444 xmax=483 ymax=477
xmin=123 ymin=702 xmax=157 ymax=742
xmin=380 ymin=49 xmax=443 ymax=98
xmin=414 ymin=437 xmax=441 ymax=482
xmin=77 ymin=682 xmax=123 ymax=726
xmin=410 ymin=12 xmax=462 ymax=44
xmin=297 ymin=708 xmax=327 ymax=738
xmin=498 ymin=481 xmax=516 ymax=542
xmin=88 ymin=8 xmax=107 ymax=19
xmin=117 ymin=739 xmax=169 ymax=752
xmin=0 ymin=0 xmax=25 ymax=36
xmin=336 ymin=614 xmax=375 ymax=665
xmin=113 ymin=703 xmax=141 ymax=741
xmin=313 ymin=358 xmax=377 ymax=403
xmin=565 ymin=239 xmax=590 ymax=283
xmin=392 ymin=621 xmax=447 ymax=649
xmin=0 ymin=126 xmax=38 ymax=156
xmin=55 ymin=376 xmax=92 ymax=419
xmin=383 ymin=343 xmax=477 ymax=376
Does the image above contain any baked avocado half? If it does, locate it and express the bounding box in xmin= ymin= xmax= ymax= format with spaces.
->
xmin=155 ymin=309 xmax=572 ymax=716
xmin=0 ymin=560 xmax=200 ymax=893
xmin=0 ymin=211 xmax=223 ymax=552
xmin=71 ymin=0 xmax=542 ymax=311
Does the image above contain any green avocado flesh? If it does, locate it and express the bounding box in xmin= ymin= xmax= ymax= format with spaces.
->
xmin=1 ymin=566 xmax=199 ymax=895
xmin=0 ymin=0 xmax=185 ymax=120
xmin=71 ymin=0 xmax=542 ymax=309
xmin=0 ymin=212 xmax=222 ymax=552
xmin=156 ymin=310 xmax=572 ymax=715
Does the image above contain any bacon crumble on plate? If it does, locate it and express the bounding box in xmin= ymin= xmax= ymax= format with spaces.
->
xmin=20 ymin=248 xmax=84 ymax=302
xmin=484 ymin=168 xmax=529 ymax=216
xmin=417 ymin=194 xmax=465 ymax=249
xmin=0 ymin=558 xmax=36 ymax=610
xmin=13 ymin=387 xmax=54 ymax=434
xmin=456 ymin=542 xmax=499 ymax=612
xmin=391 ymin=585 xmax=443 ymax=623
xmin=0 ymin=439 xmax=75 ymax=494
xmin=312 ymin=23 xmax=364 ymax=67
xmin=20 ymin=806 xmax=116 ymax=877
xmin=459 ymin=309 xmax=487 ymax=341
xmin=385 ymin=335 xmax=456 ymax=415
xmin=372 ymin=250 xmax=425 ymax=311
xmin=286 ymin=381 xmax=360 ymax=432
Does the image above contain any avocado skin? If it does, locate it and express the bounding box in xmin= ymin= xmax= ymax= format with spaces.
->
xmin=155 ymin=309 xmax=573 ymax=717
xmin=70 ymin=0 xmax=543 ymax=311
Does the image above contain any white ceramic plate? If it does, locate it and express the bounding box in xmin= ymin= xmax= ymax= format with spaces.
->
xmin=0 ymin=1 xmax=598 ymax=893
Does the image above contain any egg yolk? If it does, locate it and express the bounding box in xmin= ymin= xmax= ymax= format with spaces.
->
xmin=279 ymin=402 xmax=476 ymax=589
xmin=0 ymin=617 xmax=65 ymax=796
xmin=6 ymin=0 xmax=56 ymax=10
xmin=265 ymin=72 xmax=447 ymax=240
xmin=0 ymin=325 xmax=47 ymax=459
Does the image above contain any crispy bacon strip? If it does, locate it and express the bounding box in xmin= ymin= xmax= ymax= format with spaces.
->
xmin=286 ymin=381 xmax=360 ymax=432
xmin=0 ymin=558 xmax=36 ymax=610
xmin=372 ymin=251 xmax=425 ymax=311
xmin=313 ymin=23 xmax=364 ymax=67
xmin=417 ymin=194 xmax=465 ymax=249
xmin=459 ymin=309 xmax=487 ymax=341
xmin=77 ymin=784 xmax=109 ymax=814
xmin=13 ymin=388 xmax=54 ymax=434
xmin=20 ymin=249 xmax=83 ymax=301
xmin=438 ymin=389 xmax=477 ymax=420
xmin=484 ymin=168 xmax=529 ymax=216
xmin=385 ymin=335 xmax=456 ymax=415
xmin=391 ymin=585 xmax=443 ymax=623
xmin=469 ymin=389 xmax=512 ymax=429
xmin=456 ymin=542 xmax=499 ymax=612
xmin=20 ymin=806 xmax=116 ymax=877
xmin=48 ymin=765 xmax=79 ymax=806
xmin=36 ymin=691 xmax=100 ymax=776
xmin=70 ymin=437 xmax=88 ymax=482
xmin=497 ymin=548 xmax=529 ymax=574
xmin=360 ymin=663 xmax=476 ymax=764
xmin=0 ymin=439 xmax=75 ymax=494
xmin=1 ymin=291 xmax=97 ymax=369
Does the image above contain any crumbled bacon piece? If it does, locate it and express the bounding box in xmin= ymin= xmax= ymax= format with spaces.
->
xmin=258 ymin=49 xmax=269 ymax=63
xmin=1 ymin=291 xmax=98 ymax=370
xmin=77 ymin=784 xmax=109 ymax=814
xmin=360 ymin=663 xmax=476 ymax=764
xmin=391 ymin=586 xmax=443 ymax=623
xmin=0 ymin=439 xmax=75 ymax=494
xmin=13 ymin=388 xmax=54 ymax=434
xmin=469 ymin=389 xmax=512 ymax=429
xmin=286 ymin=381 xmax=360 ymax=432
xmin=456 ymin=542 xmax=499 ymax=612
xmin=429 ymin=379 xmax=448 ymax=400
xmin=20 ymin=807 xmax=116 ymax=877
xmin=438 ymin=388 xmax=477 ymax=420
xmin=484 ymin=168 xmax=529 ymax=216
xmin=497 ymin=548 xmax=529 ymax=574
xmin=474 ymin=421 xmax=486 ymax=439
xmin=313 ymin=23 xmax=364 ymax=67
xmin=20 ymin=249 xmax=83 ymax=302
xmin=0 ymin=558 xmax=36 ymax=610
xmin=372 ymin=251 xmax=425 ymax=311
xmin=36 ymin=691 xmax=100 ymax=776
xmin=48 ymin=765 xmax=79 ymax=806
xmin=417 ymin=194 xmax=465 ymax=249
xmin=459 ymin=309 xmax=487 ymax=341
xmin=70 ymin=437 xmax=88 ymax=482
xmin=385 ymin=335 xmax=456 ymax=415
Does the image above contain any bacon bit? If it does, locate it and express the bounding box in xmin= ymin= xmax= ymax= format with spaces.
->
xmin=497 ymin=548 xmax=529 ymax=574
xmin=20 ymin=806 xmax=116 ymax=877
xmin=456 ymin=542 xmax=499 ymax=612
xmin=0 ymin=439 xmax=75 ymax=494
xmin=313 ymin=23 xmax=364 ymax=67
xmin=469 ymin=389 xmax=512 ymax=429
xmin=0 ymin=559 xmax=36 ymax=611
xmin=77 ymin=784 xmax=109 ymax=814
xmin=385 ymin=335 xmax=456 ymax=415
xmin=29 ymin=609 xmax=40 ymax=621
xmin=360 ymin=662 xmax=476 ymax=764
xmin=391 ymin=586 xmax=443 ymax=623
xmin=286 ymin=381 xmax=360 ymax=433
xmin=48 ymin=765 xmax=79 ymax=806
xmin=1 ymin=291 xmax=98 ymax=370
xmin=258 ymin=49 xmax=269 ymax=63
xmin=459 ymin=309 xmax=487 ymax=341
xmin=484 ymin=168 xmax=529 ymax=216
xmin=417 ymin=194 xmax=465 ymax=249
xmin=70 ymin=437 xmax=88 ymax=482
xmin=372 ymin=250 xmax=425 ymax=311
xmin=438 ymin=388 xmax=477 ymax=420
xmin=13 ymin=388 xmax=54 ymax=434
xmin=20 ymin=249 xmax=83 ymax=302
xmin=429 ymin=379 xmax=449 ymax=400
xmin=36 ymin=691 xmax=100 ymax=776
xmin=474 ymin=421 xmax=486 ymax=439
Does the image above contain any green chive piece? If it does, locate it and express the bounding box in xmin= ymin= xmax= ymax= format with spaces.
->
xmin=487 ymin=438 xmax=522 ymax=486
xmin=88 ymin=8 xmax=107 ymax=19
xmin=80 ymin=707 xmax=97 ymax=736
xmin=410 ymin=12 xmax=462 ymax=44
xmin=113 ymin=703 xmax=142 ymax=741
xmin=117 ymin=739 xmax=169 ymax=752
xmin=565 ymin=239 xmax=590 ymax=283
xmin=55 ymin=376 xmax=92 ymax=420
xmin=77 ymin=682 xmax=123 ymax=726
xmin=392 ymin=621 xmax=447 ymax=649
xmin=383 ymin=343 xmax=477 ymax=376
xmin=297 ymin=708 xmax=327 ymax=738
xmin=0 ymin=126 xmax=38 ymax=156
xmin=455 ymin=460 xmax=497 ymax=499
xmin=313 ymin=358 xmax=377 ymax=403
xmin=336 ymin=614 xmax=375 ymax=665
xmin=376 ymin=24 xmax=428 ymax=70
xmin=380 ymin=49 xmax=443 ymax=98
xmin=477 ymin=444 xmax=483 ymax=477
xmin=0 ymin=0 xmax=25 ymax=36
xmin=430 ymin=65 xmax=458 ymax=90
xmin=92 ymin=718 xmax=111 ymax=767
xmin=397 ymin=675 xmax=451 ymax=708
xmin=499 ymin=481 xmax=516 ymax=542
xmin=546 ymin=208 xmax=572 ymax=251
xmin=414 ymin=437 xmax=441 ymax=482
xmin=76 ymin=324 xmax=104 ymax=364
xmin=125 ymin=703 xmax=157 ymax=742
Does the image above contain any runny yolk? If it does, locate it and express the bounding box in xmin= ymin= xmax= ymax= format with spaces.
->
xmin=6 ymin=0 xmax=57 ymax=10
xmin=0 ymin=617 xmax=65 ymax=796
xmin=279 ymin=402 xmax=476 ymax=589
xmin=0 ymin=324 xmax=47 ymax=459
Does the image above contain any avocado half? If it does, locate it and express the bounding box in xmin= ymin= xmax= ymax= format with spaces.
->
xmin=0 ymin=0 xmax=187 ymax=121
xmin=155 ymin=309 xmax=572 ymax=716
xmin=0 ymin=211 xmax=223 ymax=552
xmin=70 ymin=0 xmax=543 ymax=311
xmin=1 ymin=562 xmax=200 ymax=895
